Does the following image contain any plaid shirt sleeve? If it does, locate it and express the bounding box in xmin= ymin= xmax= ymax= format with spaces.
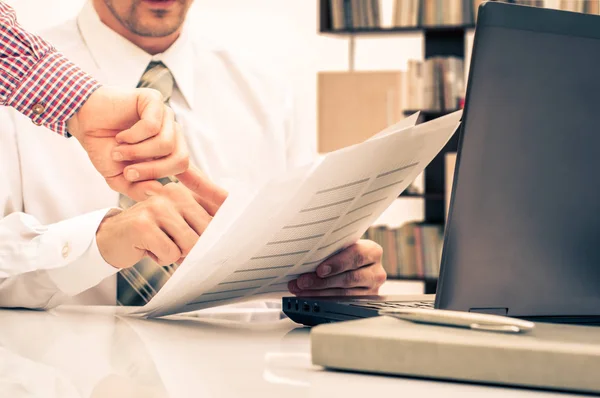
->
xmin=0 ymin=2 xmax=101 ymax=136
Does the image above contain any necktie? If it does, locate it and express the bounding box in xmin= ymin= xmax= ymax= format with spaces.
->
xmin=117 ymin=61 xmax=178 ymax=306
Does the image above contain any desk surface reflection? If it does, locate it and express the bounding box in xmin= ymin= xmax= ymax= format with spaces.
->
xmin=0 ymin=306 xmax=587 ymax=398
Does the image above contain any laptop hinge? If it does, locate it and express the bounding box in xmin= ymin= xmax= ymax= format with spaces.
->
xmin=469 ymin=307 xmax=508 ymax=316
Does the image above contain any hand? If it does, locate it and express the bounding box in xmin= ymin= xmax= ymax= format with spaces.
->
xmin=288 ymin=240 xmax=386 ymax=296
xmin=176 ymin=166 xmax=228 ymax=216
xmin=67 ymin=86 xmax=189 ymax=202
xmin=96 ymin=183 xmax=212 ymax=269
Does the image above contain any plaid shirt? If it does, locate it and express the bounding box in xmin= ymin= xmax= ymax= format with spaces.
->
xmin=0 ymin=2 xmax=100 ymax=136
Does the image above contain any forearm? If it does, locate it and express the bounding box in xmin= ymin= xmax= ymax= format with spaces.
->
xmin=0 ymin=209 xmax=119 ymax=309
xmin=0 ymin=1 xmax=100 ymax=136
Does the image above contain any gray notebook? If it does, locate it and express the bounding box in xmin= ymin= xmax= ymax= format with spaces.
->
xmin=311 ymin=316 xmax=600 ymax=394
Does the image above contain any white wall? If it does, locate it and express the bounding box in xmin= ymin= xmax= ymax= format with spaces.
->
xmin=7 ymin=0 xmax=431 ymax=227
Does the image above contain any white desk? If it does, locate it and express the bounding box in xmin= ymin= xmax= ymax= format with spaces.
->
xmin=0 ymin=306 xmax=587 ymax=398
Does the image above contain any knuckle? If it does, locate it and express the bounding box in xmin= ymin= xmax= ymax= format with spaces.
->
xmin=344 ymin=270 xmax=362 ymax=286
xmin=118 ymin=147 xmax=132 ymax=159
xmin=163 ymin=182 xmax=180 ymax=195
xmin=352 ymin=249 xmax=364 ymax=269
xmin=143 ymin=118 xmax=161 ymax=137
xmin=133 ymin=210 xmax=152 ymax=229
xmin=158 ymin=134 xmax=176 ymax=153
xmin=145 ymin=167 xmax=160 ymax=180
xmin=143 ymin=87 xmax=163 ymax=102
xmin=375 ymin=269 xmax=387 ymax=286
xmin=149 ymin=194 xmax=168 ymax=206
xmin=162 ymin=245 xmax=181 ymax=266
xmin=120 ymin=147 xmax=137 ymax=161
xmin=186 ymin=175 xmax=202 ymax=192
xmin=164 ymin=183 xmax=187 ymax=202
xmin=148 ymin=195 xmax=170 ymax=212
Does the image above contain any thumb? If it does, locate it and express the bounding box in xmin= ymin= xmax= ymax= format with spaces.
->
xmin=114 ymin=88 xmax=165 ymax=144
xmin=177 ymin=166 xmax=228 ymax=216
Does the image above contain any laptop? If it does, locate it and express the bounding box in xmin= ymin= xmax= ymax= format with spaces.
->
xmin=283 ymin=2 xmax=600 ymax=327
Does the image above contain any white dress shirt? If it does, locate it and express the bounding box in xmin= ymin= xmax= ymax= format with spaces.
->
xmin=0 ymin=1 xmax=314 ymax=309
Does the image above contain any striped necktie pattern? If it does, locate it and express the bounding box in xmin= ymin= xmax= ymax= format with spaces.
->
xmin=116 ymin=61 xmax=179 ymax=306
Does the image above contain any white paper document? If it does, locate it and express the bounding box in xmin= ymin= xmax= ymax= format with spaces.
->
xmin=134 ymin=110 xmax=462 ymax=318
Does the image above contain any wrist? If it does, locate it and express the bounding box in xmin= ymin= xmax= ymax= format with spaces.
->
xmin=65 ymin=85 xmax=104 ymax=141
xmin=96 ymin=208 xmax=122 ymax=269
xmin=66 ymin=115 xmax=81 ymax=140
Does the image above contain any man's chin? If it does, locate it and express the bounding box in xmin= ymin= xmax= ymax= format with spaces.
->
xmin=130 ymin=18 xmax=183 ymax=37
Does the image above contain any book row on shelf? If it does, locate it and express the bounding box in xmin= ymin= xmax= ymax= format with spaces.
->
xmin=415 ymin=0 xmax=476 ymax=27
xmin=363 ymin=222 xmax=444 ymax=279
xmin=405 ymin=57 xmax=465 ymax=112
xmin=327 ymin=0 xmax=600 ymax=32
xmin=329 ymin=0 xmax=479 ymax=30
xmin=330 ymin=0 xmax=381 ymax=30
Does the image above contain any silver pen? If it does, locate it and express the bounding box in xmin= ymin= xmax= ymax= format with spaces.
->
xmin=379 ymin=308 xmax=535 ymax=334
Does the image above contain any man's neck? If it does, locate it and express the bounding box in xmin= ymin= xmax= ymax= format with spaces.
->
xmin=92 ymin=0 xmax=180 ymax=55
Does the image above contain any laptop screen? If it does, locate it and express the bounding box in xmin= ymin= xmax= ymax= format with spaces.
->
xmin=437 ymin=3 xmax=600 ymax=317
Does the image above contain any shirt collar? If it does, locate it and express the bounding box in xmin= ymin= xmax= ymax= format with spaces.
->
xmin=77 ymin=0 xmax=195 ymax=109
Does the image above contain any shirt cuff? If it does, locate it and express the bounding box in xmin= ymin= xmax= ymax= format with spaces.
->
xmin=5 ymin=50 xmax=101 ymax=137
xmin=45 ymin=208 xmax=121 ymax=297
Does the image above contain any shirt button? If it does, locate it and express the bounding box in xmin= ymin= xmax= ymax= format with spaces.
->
xmin=61 ymin=242 xmax=70 ymax=259
xmin=32 ymin=103 xmax=45 ymax=115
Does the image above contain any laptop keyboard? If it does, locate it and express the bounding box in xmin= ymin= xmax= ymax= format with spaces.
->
xmin=350 ymin=301 xmax=434 ymax=310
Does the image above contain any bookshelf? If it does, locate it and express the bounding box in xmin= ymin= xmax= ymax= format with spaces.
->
xmin=318 ymin=0 xmax=471 ymax=294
